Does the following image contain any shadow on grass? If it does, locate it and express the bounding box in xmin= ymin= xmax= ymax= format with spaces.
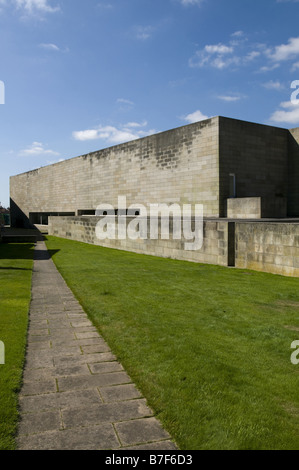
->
xmin=0 ymin=243 xmax=35 ymax=260
xmin=0 ymin=243 xmax=59 ymax=261
xmin=0 ymin=267 xmax=32 ymax=271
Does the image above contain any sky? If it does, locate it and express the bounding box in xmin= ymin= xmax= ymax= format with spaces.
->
xmin=1 ymin=0 xmax=299 ymax=207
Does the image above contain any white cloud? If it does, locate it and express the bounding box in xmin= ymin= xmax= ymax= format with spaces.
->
xmin=229 ymin=32 xmax=248 ymax=48
xmin=280 ymin=100 xmax=299 ymax=108
xmin=39 ymin=43 xmax=60 ymax=51
xmin=258 ymin=63 xmax=280 ymax=73
xmin=189 ymin=43 xmax=239 ymax=69
xmin=217 ymin=95 xmax=242 ymax=102
xmin=16 ymin=0 xmax=60 ymax=15
xmin=117 ymin=98 xmax=134 ymax=106
xmin=262 ymin=80 xmax=284 ymax=90
xmin=205 ymin=44 xmax=233 ymax=54
xmin=183 ymin=110 xmax=209 ymax=124
xmin=179 ymin=0 xmax=203 ymax=5
xmin=270 ymin=101 xmax=299 ymax=124
xmin=0 ymin=0 xmax=60 ymax=16
xmin=136 ymin=25 xmax=154 ymax=40
xmin=189 ymin=40 xmax=261 ymax=70
xmin=231 ymin=31 xmax=244 ymax=38
xmin=255 ymin=37 xmax=299 ymax=72
xmin=190 ymin=34 xmax=299 ymax=73
xmin=14 ymin=0 xmax=60 ymax=14
xmin=19 ymin=141 xmax=60 ymax=157
xmin=126 ymin=121 xmax=148 ymax=128
xmin=268 ymin=37 xmax=299 ymax=62
xmin=73 ymin=122 xmax=156 ymax=145
xmin=257 ymin=37 xmax=299 ymax=72
xmin=190 ymin=53 xmax=239 ymax=69
xmin=39 ymin=43 xmax=69 ymax=53
xmin=73 ymin=129 xmax=101 ymax=141
xmin=244 ymin=51 xmax=261 ymax=62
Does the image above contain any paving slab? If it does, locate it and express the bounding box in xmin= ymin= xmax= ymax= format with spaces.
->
xmin=17 ymin=240 xmax=177 ymax=450
xmin=115 ymin=418 xmax=171 ymax=447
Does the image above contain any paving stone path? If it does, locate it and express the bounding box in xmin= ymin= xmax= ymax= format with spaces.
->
xmin=17 ymin=241 xmax=177 ymax=450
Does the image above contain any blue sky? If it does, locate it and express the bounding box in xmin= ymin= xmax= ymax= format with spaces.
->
xmin=1 ymin=0 xmax=299 ymax=207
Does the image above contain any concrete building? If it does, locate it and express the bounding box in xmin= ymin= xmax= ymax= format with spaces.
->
xmin=9 ymin=116 xmax=299 ymax=277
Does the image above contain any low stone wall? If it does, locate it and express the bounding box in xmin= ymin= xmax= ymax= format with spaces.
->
xmin=48 ymin=216 xmax=231 ymax=267
xmin=227 ymin=198 xmax=262 ymax=219
xmin=235 ymin=222 xmax=299 ymax=277
xmin=227 ymin=197 xmax=287 ymax=219
xmin=48 ymin=216 xmax=299 ymax=277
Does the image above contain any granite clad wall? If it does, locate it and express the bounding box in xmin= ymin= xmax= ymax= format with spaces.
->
xmin=288 ymin=127 xmax=299 ymax=217
xmin=235 ymin=222 xmax=299 ymax=277
xmin=227 ymin=197 xmax=288 ymax=219
xmin=227 ymin=197 xmax=263 ymax=219
xmin=219 ymin=117 xmax=289 ymax=217
xmin=10 ymin=117 xmax=299 ymax=226
xmin=10 ymin=117 xmax=220 ymax=226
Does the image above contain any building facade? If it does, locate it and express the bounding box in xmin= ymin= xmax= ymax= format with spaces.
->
xmin=9 ymin=116 xmax=299 ymax=277
xmin=10 ymin=116 xmax=299 ymax=228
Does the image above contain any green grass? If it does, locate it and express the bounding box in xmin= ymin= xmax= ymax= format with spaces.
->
xmin=0 ymin=243 xmax=34 ymax=450
xmin=45 ymin=236 xmax=299 ymax=450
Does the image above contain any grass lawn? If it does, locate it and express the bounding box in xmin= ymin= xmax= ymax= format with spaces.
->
xmin=45 ymin=236 xmax=299 ymax=450
xmin=0 ymin=243 xmax=34 ymax=450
